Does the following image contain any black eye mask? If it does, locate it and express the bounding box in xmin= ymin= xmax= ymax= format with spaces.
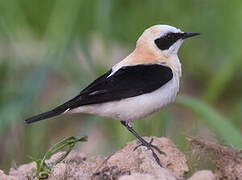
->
xmin=154 ymin=32 xmax=184 ymax=50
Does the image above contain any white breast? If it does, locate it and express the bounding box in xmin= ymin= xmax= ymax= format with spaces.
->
xmin=70 ymin=75 xmax=180 ymax=122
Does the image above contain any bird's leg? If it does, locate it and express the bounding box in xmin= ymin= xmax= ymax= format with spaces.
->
xmin=121 ymin=121 xmax=165 ymax=168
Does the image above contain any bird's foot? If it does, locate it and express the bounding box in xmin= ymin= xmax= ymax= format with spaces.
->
xmin=133 ymin=138 xmax=166 ymax=167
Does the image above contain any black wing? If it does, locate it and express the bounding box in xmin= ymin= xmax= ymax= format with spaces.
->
xmin=25 ymin=64 xmax=173 ymax=123
xmin=69 ymin=63 xmax=173 ymax=108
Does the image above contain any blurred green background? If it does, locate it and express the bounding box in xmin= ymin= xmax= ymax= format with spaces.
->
xmin=0 ymin=0 xmax=242 ymax=172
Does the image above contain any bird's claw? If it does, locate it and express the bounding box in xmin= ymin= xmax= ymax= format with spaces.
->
xmin=133 ymin=138 xmax=166 ymax=168
xmin=133 ymin=138 xmax=166 ymax=155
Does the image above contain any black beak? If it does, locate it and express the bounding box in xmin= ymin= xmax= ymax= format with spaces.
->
xmin=182 ymin=32 xmax=200 ymax=39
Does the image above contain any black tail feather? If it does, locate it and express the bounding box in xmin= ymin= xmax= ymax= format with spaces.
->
xmin=25 ymin=95 xmax=82 ymax=124
xmin=24 ymin=105 xmax=68 ymax=124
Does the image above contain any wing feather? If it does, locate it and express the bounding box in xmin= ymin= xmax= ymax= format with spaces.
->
xmin=69 ymin=63 xmax=173 ymax=109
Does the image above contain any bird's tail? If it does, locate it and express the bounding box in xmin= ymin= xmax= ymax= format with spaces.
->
xmin=24 ymin=103 xmax=70 ymax=124
xmin=25 ymin=94 xmax=82 ymax=124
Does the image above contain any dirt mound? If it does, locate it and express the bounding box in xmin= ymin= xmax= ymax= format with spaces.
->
xmin=2 ymin=136 xmax=240 ymax=179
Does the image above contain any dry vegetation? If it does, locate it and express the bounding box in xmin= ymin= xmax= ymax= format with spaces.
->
xmin=187 ymin=137 xmax=242 ymax=180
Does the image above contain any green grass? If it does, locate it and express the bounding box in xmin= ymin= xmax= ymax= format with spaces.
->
xmin=30 ymin=136 xmax=87 ymax=179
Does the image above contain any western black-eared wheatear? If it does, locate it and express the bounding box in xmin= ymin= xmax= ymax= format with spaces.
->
xmin=25 ymin=25 xmax=199 ymax=167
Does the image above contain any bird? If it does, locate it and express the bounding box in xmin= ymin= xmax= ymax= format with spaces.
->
xmin=25 ymin=24 xmax=199 ymax=167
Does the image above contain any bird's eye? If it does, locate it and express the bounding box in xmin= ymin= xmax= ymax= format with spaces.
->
xmin=154 ymin=33 xmax=183 ymax=50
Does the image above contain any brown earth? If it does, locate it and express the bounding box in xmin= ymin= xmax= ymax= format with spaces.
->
xmin=1 ymin=136 xmax=241 ymax=180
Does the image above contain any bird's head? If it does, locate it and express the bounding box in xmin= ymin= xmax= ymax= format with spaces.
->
xmin=136 ymin=25 xmax=200 ymax=59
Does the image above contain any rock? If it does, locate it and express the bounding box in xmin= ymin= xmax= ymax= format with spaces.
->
xmin=0 ymin=170 xmax=17 ymax=180
xmin=2 ymin=137 xmax=190 ymax=179
xmin=48 ymin=163 xmax=67 ymax=180
xmin=119 ymin=173 xmax=155 ymax=180
xmin=9 ymin=162 xmax=36 ymax=180
xmin=91 ymin=166 xmax=131 ymax=180
xmin=91 ymin=136 xmax=189 ymax=180
xmin=119 ymin=168 xmax=177 ymax=180
xmin=188 ymin=170 xmax=215 ymax=180
xmin=104 ymin=137 xmax=189 ymax=178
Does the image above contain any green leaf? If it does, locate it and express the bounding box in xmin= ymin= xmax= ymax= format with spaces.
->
xmin=43 ymin=136 xmax=86 ymax=160
xmin=30 ymin=136 xmax=87 ymax=179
